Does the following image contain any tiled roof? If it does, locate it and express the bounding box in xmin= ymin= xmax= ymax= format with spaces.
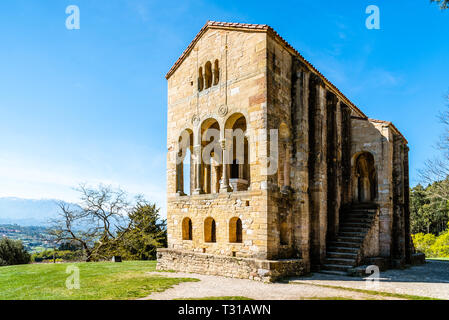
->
xmin=368 ymin=119 xmax=408 ymax=144
xmin=165 ymin=21 xmax=407 ymax=142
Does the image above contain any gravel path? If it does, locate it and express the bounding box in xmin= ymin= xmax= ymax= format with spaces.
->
xmin=289 ymin=260 xmax=449 ymax=300
xmin=142 ymin=260 xmax=449 ymax=300
xmin=141 ymin=272 xmax=400 ymax=300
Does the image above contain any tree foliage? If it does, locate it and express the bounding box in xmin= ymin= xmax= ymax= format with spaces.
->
xmin=49 ymin=184 xmax=166 ymax=262
xmin=0 ymin=238 xmax=31 ymax=266
xmin=97 ymin=201 xmax=167 ymax=260
xmin=410 ymin=183 xmax=449 ymax=234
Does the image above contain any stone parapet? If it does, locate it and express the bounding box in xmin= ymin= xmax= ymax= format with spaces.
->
xmin=156 ymin=248 xmax=306 ymax=282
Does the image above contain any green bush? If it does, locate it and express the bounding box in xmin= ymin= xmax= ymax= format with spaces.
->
xmin=31 ymin=249 xmax=84 ymax=262
xmin=412 ymin=233 xmax=437 ymax=256
xmin=412 ymin=223 xmax=449 ymax=258
xmin=430 ymin=230 xmax=449 ymax=258
xmin=0 ymin=238 xmax=31 ymax=266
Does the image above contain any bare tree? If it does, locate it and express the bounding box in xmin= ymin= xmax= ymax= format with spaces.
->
xmin=420 ymin=93 xmax=449 ymax=200
xmin=48 ymin=184 xmax=133 ymax=262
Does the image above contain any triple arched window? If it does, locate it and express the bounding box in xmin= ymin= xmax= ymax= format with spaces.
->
xmin=181 ymin=217 xmax=243 ymax=244
xmin=198 ymin=59 xmax=219 ymax=92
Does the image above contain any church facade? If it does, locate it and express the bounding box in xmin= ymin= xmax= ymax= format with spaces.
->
xmin=157 ymin=21 xmax=423 ymax=281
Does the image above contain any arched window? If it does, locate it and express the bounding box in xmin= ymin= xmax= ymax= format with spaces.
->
xmin=176 ymin=129 xmax=193 ymax=195
xmin=201 ymin=118 xmax=221 ymax=194
xmin=198 ymin=67 xmax=204 ymax=92
xmin=225 ymin=113 xmax=249 ymax=191
xmin=213 ymin=60 xmax=220 ymax=85
xmin=205 ymin=61 xmax=212 ymax=89
xmin=354 ymin=152 xmax=377 ymax=203
xmin=280 ymin=220 xmax=289 ymax=245
xmin=204 ymin=217 xmax=216 ymax=243
xmin=229 ymin=217 xmax=242 ymax=243
xmin=182 ymin=217 xmax=192 ymax=240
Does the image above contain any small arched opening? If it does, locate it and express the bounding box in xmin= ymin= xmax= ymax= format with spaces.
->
xmin=182 ymin=217 xmax=192 ymax=240
xmin=229 ymin=217 xmax=242 ymax=243
xmin=205 ymin=61 xmax=212 ymax=89
xmin=213 ymin=59 xmax=220 ymax=85
xmin=204 ymin=217 xmax=216 ymax=243
xmin=198 ymin=67 xmax=204 ymax=92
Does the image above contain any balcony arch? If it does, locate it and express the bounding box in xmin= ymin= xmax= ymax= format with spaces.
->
xmin=224 ymin=113 xmax=249 ymax=191
xmin=176 ymin=129 xmax=193 ymax=195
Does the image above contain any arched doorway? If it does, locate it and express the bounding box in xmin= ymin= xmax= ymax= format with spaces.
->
xmin=354 ymin=152 xmax=377 ymax=203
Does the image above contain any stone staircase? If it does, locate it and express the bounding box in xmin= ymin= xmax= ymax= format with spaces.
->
xmin=320 ymin=205 xmax=378 ymax=275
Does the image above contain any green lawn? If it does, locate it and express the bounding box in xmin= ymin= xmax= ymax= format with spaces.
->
xmin=0 ymin=261 xmax=197 ymax=300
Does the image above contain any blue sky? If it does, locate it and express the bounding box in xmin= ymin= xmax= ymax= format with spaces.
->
xmin=0 ymin=0 xmax=447 ymax=216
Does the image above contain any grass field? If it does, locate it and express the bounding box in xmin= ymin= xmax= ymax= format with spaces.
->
xmin=0 ymin=261 xmax=197 ymax=300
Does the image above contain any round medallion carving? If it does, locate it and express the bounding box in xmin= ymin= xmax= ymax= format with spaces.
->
xmin=191 ymin=114 xmax=200 ymax=125
xmin=218 ymin=105 xmax=228 ymax=117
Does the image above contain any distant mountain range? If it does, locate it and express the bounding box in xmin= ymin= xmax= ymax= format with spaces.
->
xmin=0 ymin=197 xmax=76 ymax=226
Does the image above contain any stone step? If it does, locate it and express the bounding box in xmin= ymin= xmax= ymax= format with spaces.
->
xmin=338 ymin=231 xmax=366 ymax=238
xmin=328 ymin=241 xmax=362 ymax=248
xmin=339 ymin=227 xmax=369 ymax=233
xmin=345 ymin=210 xmax=375 ymax=215
xmin=321 ymin=264 xmax=353 ymax=272
xmin=340 ymin=222 xmax=372 ymax=229
xmin=342 ymin=218 xmax=373 ymax=224
xmin=327 ymin=251 xmax=358 ymax=259
xmin=325 ymin=257 xmax=356 ymax=266
xmin=335 ymin=236 xmax=364 ymax=242
xmin=319 ymin=270 xmax=349 ymax=276
xmin=327 ymin=246 xmax=359 ymax=253
xmin=343 ymin=209 xmax=377 ymax=214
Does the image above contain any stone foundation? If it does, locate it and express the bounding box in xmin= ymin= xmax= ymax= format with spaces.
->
xmin=156 ymin=248 xmax=307 ymax=282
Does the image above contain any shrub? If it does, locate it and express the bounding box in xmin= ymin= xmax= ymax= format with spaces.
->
xmin=31 ymin=249 xmax=84 ymax=262
xmin=430 ymin=230 xmax=449 ymax=258
xmin=412 ymin=233 xmax=436 ymax=256
xmin=0 ymin=238 xmax=31 ymax=266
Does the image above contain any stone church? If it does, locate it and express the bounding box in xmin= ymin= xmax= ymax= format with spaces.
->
xmin=157 ymin=21 xmax=423 ymax=281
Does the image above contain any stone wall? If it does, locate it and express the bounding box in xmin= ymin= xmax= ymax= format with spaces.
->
xmin=157 ymin=248 xmax=307 ymax=282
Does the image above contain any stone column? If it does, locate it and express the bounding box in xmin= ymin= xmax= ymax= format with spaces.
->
xmin=204 ymin=162 xmax=210 ymax=194
xmin=220 ymin=139 xmax=231 ymax=192
xmin=176 ymin=151 xmax=185 ymax=196
xmin=317 ymin=84 xmax=328 ymax=264
xmin=291 ymin=64 xmax=310 ymax=266
xmin=308 ymin=73 xmax=328 ymax=267
xmin=193 ymin=144 xmax=204 ymax=195
xmin=283 ymin=144 xmax=290 ymax=188
xmin=281 ymin=141 xmax=291 ymax=195
xmin=335 ymin=100 xmax=342 ymax=236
